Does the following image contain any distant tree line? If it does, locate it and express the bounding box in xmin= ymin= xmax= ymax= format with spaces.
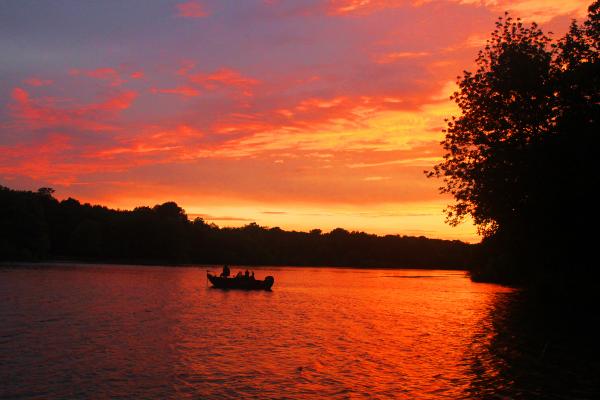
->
xmin=0 ymin=185 xmax=472 ymax=269
xmin=429 ymin=2 xmax=599 ymax=285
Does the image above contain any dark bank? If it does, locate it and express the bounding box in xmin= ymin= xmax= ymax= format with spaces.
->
xmin=0 ymin=185 xmax=472 ymax=269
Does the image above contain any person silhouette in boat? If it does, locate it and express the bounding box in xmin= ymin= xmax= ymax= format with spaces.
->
xmin=250 ymin=271 xmax=255 ymax=280
xmin=220 ymin=264 xmax=230 ymax=278
xmin=244 ymin=269 xmax=250 ymax=279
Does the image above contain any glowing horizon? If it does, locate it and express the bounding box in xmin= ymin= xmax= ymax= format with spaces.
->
xmin=0 ymin=0 xmax=590 ymax=243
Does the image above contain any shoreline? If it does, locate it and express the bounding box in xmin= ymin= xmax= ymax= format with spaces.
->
xmin=0 ymin=259 xmax=469 ymax=272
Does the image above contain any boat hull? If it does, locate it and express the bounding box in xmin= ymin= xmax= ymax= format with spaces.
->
xmin=207 ymin=273 xmax=274 ymax=291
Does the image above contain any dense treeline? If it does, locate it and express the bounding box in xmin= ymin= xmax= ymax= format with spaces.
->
xmin=429 ymin=2 xmax=599 ymax=285
xmin=0 ymin=185 xmax=471 ymax=269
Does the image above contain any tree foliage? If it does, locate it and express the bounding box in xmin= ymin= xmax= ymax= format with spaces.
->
xmin=428 ymin=2 xmax=599 ymax=282
xmin=0 ymin=185 xmax=471 ymax=269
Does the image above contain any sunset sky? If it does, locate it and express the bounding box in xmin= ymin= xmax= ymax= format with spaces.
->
xmin=0 ymin=0 xmax=590 ymax=242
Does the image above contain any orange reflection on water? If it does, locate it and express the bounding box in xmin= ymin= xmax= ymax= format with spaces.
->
xmin=1 ymin=265 xmax=517 ymax=398
xmin=177 ymin=267 xmax=514 ymax=398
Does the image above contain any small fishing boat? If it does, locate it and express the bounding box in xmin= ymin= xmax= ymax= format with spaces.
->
xmin=207 ymin=272 xmax=275 ymax=291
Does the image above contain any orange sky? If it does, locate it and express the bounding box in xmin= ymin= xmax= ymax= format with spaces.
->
xmin=0 ymin=0 xmax=591 ymax=242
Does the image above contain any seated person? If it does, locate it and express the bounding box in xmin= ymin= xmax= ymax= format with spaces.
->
xmin=220 ymin=264 xmax=230 ymax=278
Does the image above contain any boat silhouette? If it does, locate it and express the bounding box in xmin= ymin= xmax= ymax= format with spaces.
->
xmin=207 ymin=272 xmax=274 ymax=291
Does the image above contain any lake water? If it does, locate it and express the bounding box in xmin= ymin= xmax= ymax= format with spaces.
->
xmin=1 ymin=264 xmax=598 ymax=399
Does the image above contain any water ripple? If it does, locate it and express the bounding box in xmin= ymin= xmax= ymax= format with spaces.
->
xmin=1 ymin=265 xmax=599 ymax=399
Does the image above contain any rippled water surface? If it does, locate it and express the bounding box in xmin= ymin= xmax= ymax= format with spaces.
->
xmin=1 ymin=264 xmax=598 ymax=399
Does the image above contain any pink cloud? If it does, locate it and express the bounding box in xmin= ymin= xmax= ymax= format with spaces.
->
xmin=328 ymin=0 xmax=405 ymax=16
xmin=0 ymin=126 xmax=198 ymax=185
xmin=373 ymin=51 xmax=429 ymax=64
xmin=10 ymin=87 xmax=136 ymax=131
xmin=96 ymin=91 xmax=137 ymax=112
xmin=24 ymin=77 xmax=53 ymax=87
xmin=171 ymin=64 xmax=260 ymax=97
xmin=70 ymin=67 xmax=125 ymax=86
xmin=0 ymin=134 xmax=79 ymax=182
xmin=176 ymin=1 xmax=209 ymax=18
xmin=151 ymin=86 xmax=201 ymax=97
xmin=418 ymin=0 xmax=589 ymax=23
xmin=190 ymin=68 xmax=258 ymax=89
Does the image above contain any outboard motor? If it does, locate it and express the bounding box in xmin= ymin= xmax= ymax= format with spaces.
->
xmin=264 ymin=276 xmax=275 ymax=290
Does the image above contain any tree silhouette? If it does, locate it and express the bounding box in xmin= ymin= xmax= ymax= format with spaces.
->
xmin=0 ymin=184 xmax=471 ymax=269
xmin=428 ymin=2 xmax=599 ymax=283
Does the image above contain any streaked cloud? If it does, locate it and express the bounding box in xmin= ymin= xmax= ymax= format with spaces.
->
xmin=188 ymin=213 xmax=253 ymax=222
xmin=176 ymin=1 xmax=209 ymax=18
xmin=24 ymin=77 xmax=53 ymax=87
xmin=69 ymin=67 xmax=125 ymax=87
xmin=328 ymin=0 xmax=405 ymax=16
xmin=186 ymin=68 xmax=260 ymax=96
xmin=151 ymin=86 xmax=201 ymax=97
xmin=9 ymin=87 xmax=136 ymax=131
xmin=374 ymin=51 xmax=430 ymax=64
xmin=500 ymin=0 xmax=589 ymax=23
xmin=363 ymin=176 xmax=392 ymax=181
